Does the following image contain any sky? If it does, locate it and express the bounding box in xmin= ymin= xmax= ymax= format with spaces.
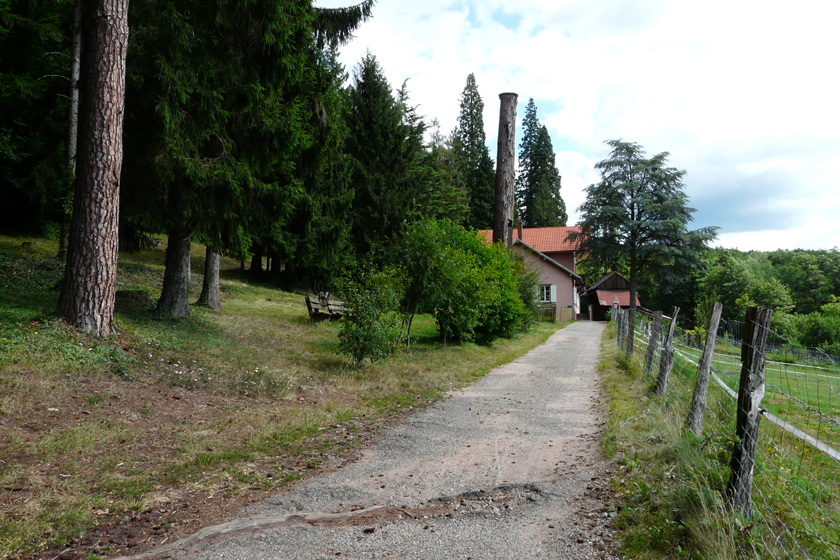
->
xmin=317 ymin=0 xmax=840 ymax=252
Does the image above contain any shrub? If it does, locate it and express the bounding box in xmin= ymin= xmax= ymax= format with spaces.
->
xmin=335 ymin=263 xmax=405 ymax=367
xmin=393 ymin=219 xmax=531 ymax=346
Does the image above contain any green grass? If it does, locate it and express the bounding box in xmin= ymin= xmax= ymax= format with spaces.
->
xmin=0 ymin=233 xmax=565 ymax=558
xmin=601 ymin=324 xmax=741 ymax=560
xmin=618 ymin=319 xmax=840 ymax=559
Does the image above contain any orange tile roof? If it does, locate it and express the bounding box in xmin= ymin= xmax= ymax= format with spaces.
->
xmin=478 ymin=226 xmax=584 ymax=252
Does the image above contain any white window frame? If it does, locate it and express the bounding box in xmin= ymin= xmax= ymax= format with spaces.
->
xmin=538 ymin=285 xmax=557 ymax=303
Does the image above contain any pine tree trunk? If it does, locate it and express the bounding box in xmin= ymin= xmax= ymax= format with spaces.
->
xmin=157 ymin=175 xmax=191 ymax=318
xmin=57 ymin=0 xmax=83 ymax=260
xmin=56 ymin=0 xmax=129 ymax=336
xmin=197 ymin=247 xmax=221 ymax=311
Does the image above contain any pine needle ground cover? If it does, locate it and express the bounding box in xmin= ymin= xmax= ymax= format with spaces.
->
xmin=0 ymin=235 xmax=564 ymax=559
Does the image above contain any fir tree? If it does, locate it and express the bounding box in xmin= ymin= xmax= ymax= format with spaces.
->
xmin=424 ymin=120 xmax=469 ymax=223
xmin=344 ymin=53 xmax=430 ymax=254
xmin=515 ymin=99 xmax=567 ymax=227
xmin=0 ymin=0 xmax=74 ymax=233
xmin=452 ymin=74 xmax=495 ymax=230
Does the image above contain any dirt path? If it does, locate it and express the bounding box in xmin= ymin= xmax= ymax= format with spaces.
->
xmin=117 ymin=321 xmax=617 ymax=560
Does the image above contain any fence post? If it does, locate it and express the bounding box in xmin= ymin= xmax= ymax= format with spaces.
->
xmin=644 ymin=311 xmax=663 ymax=374
xmin=616 ymin=308 xmax=625 ymax=347
xmin=687 ymin=302 xmax=724 ymax=436
xmin=654 ymin=307 xmax=680 ymax=396
xmin=727 ymin=305 xmax=773 ymax=518
xmin=625 ymin=307 xmax=637 ymax=356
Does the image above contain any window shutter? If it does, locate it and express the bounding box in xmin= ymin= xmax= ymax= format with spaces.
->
xmin=550 ymin=285 xmax=557 ymax=303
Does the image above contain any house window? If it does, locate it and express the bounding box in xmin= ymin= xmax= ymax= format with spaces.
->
xmin=539 ymin=285 xmax=551 ymax=303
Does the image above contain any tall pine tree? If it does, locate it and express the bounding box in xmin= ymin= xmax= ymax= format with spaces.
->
xmin=451 ymin=74 xmax=495 ymax=230
xmin=515 ymin=98 xmax=567 ymax=227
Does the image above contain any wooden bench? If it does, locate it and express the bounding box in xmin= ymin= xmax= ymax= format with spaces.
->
xmin=305 ymin=292 xmax=348 ymax=322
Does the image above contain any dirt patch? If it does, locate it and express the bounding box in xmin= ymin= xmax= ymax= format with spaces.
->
xmin=3 ymin=363 xmax=423 ymax=560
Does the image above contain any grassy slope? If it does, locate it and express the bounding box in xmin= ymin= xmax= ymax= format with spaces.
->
xmin=0 ymin=235 xmax=564 ymax=558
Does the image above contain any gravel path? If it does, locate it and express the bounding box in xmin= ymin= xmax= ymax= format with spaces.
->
xmin=119 ymin=320 xmax=617 ymax=560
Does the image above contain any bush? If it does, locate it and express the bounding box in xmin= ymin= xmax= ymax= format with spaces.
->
xmin=335 ymin=263 xmax=405 ymax=367
xmin=393 ymin=219 xmax=531 ymax=346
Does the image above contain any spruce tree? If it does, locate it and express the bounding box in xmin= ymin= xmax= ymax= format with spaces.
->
xmin=424 ymin=120 xmax=469 ymax=223
xmin=0 ymin=0 xmax=75 ymax=233
xmin=515 ymin=99 xmax=567 ymax=227
xmin=452 ymin=74 xmax=495 ymax=230
xmin=344 ymin=53 xmax=430 ymax=254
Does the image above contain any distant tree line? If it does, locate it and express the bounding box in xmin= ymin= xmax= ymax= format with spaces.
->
xmin=693 ymin=248 xmax=840 ymax=355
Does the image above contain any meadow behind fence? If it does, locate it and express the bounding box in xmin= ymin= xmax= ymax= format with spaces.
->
xmin=613 ymin=304 xmax=840 ymax=559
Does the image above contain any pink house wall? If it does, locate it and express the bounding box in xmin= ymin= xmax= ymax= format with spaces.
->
xmin=543 ymin=251 xmax=575 ymax=273
xmin=514 ymin=246 xmax=578 ymax=313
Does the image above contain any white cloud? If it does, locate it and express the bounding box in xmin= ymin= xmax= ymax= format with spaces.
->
xmin=317 ymin=0 xmax=840 ymax=250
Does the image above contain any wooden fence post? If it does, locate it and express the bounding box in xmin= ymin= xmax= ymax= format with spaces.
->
xmin=644 ymin=311 xmax=663 ymax=374
xmin=616 ymin=308 xmax=625 ymax=347
xmin=620 ymin=309 xmax=629 ymax=350
xmin=727 ymin=305 xmax=773 ymax=518
xmin=687 ymin=302 xmax=724 ymax=436
xmin=655 ymin=307 xmax=680 ymax=396
xmin=625 ymin=307 xmax=637 ymax=356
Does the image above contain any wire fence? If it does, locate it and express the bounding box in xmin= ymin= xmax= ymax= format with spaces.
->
xmin=613 ymin=305 xmax=840 ymax=559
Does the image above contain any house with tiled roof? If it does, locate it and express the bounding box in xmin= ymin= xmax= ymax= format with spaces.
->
xmin=583 ymin=272 xmax=643 ymax=321
xmin=479 ymin=223 xmax=585 ymax=320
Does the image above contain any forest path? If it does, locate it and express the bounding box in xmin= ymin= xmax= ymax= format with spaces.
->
xmin=117 ymin=321 xmax=617 ymax=560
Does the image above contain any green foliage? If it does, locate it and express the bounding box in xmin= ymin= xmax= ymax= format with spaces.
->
xmin=312 ymin=0 xmax=374 ymax=49
xmin=601 ymin=325 xmax=741 ymax=560
xmin=512 ymin=252 xmax=542 ymax=329
xmin=392 ymin=219 xmax=531 ymax=346
xmin=344 ymin=53 xmax=431 ymax=254
xmin=515 ymin=99 xmax=567 ymax=227
xmin=123 ymin=0 xmax=368 ymax=294
xmin=0 ymin=0 xmax=73 ymax=234
xmin=574 ymin=139 xmax=717 ymax=318
xmin=274 ymin=49 xmax=356 ymax=290
xmin=423 ymin=120 xmax=469 ymax=224
xmin=798 ymin=301 xmax=840 ymax=356
xmin=451 ymin=73 xmax=496 ymax=230
xmin=336 ymin=262 xmax=405 ymax=367
xmin=773 ymin=252 xmax=833 ymax=314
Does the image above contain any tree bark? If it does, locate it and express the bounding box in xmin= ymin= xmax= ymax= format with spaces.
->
xmin=643 ymin=310 xmax=663 ymax=373
xmin=687 ymin=301 xmax=723 ymax=436
xmin=197 ymin=247 xmax=221 ymax=311
xmin=57 ymin=0 xmax=83 ymax=260
xmin=157 ymin=176 xmax=191 ymax=318
xmin=56 ymin=0 xmax=129 ymax=336
xmin=655 ymin=307 xmax=680 ymax=396
xmin=727 ymin=306 xmax=773 ymax=518
xmin=493 ymin=92 xmax=517 ymax=248
xmin=250 ymin=246 xmax=263 ymax=274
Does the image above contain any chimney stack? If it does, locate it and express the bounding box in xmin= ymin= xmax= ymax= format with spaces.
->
xmin=517 ymin=219 xmax=523 ymax=241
